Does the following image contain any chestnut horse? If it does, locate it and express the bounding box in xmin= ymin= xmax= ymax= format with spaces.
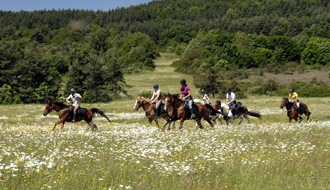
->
xmin=164 ymin=94 xmax=214 ymax=130
xmin=280 ymin=97 xmax=311 ymax=123
xmin=133 ymin=96 xmax=175 ymax=128
xmin=43 ymin=101 xmax=111 ymax=131
xmin=213 ymin=100 xmax=261 ymax=125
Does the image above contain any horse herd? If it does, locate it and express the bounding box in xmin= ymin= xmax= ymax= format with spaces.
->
xmin=42 ymin=94 xmax=311 ymax=131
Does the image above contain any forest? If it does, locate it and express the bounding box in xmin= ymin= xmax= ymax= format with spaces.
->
xmin=1 ymin=0 xmax=330 ymax=103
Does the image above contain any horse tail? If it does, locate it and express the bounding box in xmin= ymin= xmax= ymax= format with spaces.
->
xmin=247 ymin=111 xmax=261 ymax=118
xmin=91 ymin=108 xmax=111 ymax=123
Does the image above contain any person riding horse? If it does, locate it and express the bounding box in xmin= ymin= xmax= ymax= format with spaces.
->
xmin=66 ymin=88 xmax=82 ymax=122
xmin=201 ymin=89 xmax=211 ymax=105
xmin=225 ymin=88 xmax=237 ymax=118
xmin=289 ymin=88 xmax=300 ymax=116
xmin=150 ymin=84 xmax=162 ymax=118
xmin=179 ymin=79 xmax=195 ymax=119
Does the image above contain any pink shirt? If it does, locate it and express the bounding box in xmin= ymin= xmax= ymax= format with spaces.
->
xmin=180 ymin=86 xmax=190 ymax=96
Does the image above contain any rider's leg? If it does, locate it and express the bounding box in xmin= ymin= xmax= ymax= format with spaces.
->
xmin=72 ymin=106 xmax=78 ymax=122
xmin=155 ymin=100 xmax=161 ymax=118
xmin=189 ymin=99 xmax=195 ymax=119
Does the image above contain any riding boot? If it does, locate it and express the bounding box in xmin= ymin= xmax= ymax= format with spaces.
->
xmin=190 ymin=109 xmax=195 ymax=119
xmin=72 ymin=113 xmax=76 ymax=122
xmin=155 ymin=107 xmax=159 ymax=119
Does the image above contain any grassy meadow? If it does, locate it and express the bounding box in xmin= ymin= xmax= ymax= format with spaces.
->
xmin=1 ymin=53 xmax=330 ymax=189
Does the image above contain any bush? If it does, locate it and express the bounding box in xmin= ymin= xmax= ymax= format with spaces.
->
xmin=138 ymin=91 xmax=153 ymax=99
xmin=144 ymin=58 xmax=156 ymax=70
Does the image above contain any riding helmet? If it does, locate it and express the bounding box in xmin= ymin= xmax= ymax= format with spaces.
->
xmin=289 ymin=88 xmax=294 ymax=92
xmin=201 ymin=89 xmax=205 ymax=93
xmin=153 ymin=84 xmax=159 ymax=88
xmin=180 ymin=79 xmax=186 ymax=84
xmin=226 ymin=88 xmax=231 ymax=92
xmin=71 ymin=88 xmax=75 ymax=92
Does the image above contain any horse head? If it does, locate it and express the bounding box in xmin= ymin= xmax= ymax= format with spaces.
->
xmin=213 ymin=100 xmax=222 ymax=110
xmin=164 ymin=93 xmax=175 ymax=112
xmin=43 ymin=101 xmax=54 ymax=116
xmin=133 ymin=96 xmax=143 ymax=111
xmin=280 ymin=97 xmax=289 ymax=108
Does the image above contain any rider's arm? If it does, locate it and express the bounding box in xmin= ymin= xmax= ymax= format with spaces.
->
xmin=150 ymin=91 xmax=155 ymax=101
xmin=184 ymin=90 xmax=191 ymax=99
xmin=66 ymin=95 xmax=71 ymax=104
xmin=205 ymin=94 xmax=210 ymax=102
xmin=74 ymin=93 xmax=82 ymax=99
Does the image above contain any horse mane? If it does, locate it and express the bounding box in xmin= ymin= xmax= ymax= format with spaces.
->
xmin=140 ymin=97 xmax=151 ymax=104
xmin=169 ymin=94 xmax=183 ymax=103
xmin=53 ymin=101 xmax=70 ymax=108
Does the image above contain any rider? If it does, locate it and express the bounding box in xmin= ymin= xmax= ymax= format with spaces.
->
xmin=225 ymin=88 xmax=237 ymax=118
xmin=66 ymin=88 xmax=82 ymax=122
xmin=289 ymin=88 xmax=300 ymax=114
xmin=201 ymin=89 xmax=211 ymax=105
xmin=179 ymin=79 xmax=195 ymax=119
xmin=150 ymin=84 xmax=162 ymax=118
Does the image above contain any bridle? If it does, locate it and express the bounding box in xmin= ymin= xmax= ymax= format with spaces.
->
xmin=165 ymin=96 xmax=175 ymax=107
xmin=135 ymin=100 xmax=152 ymax=113
xmin=44 ymin=103 xmax=54 ymax=114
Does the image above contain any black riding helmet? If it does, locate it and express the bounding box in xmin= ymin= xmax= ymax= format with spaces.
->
xmin=226 ymin=88 xmax=231 ymax=92
xmin=289 ymin=88 xmax=294 ymax=92
xmin=201 ymin=89 xmax=205 ymax=93
xmin=180 ymin=79 xmax=186 ymax=84
xmin=153 ymin=84 xmax=159 ymax=88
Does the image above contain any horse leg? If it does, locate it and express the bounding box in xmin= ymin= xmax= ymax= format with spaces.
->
xmin=238 ymin=116 xmax=244 ymax=125
xmin=245 ymin=115 xmax=250 ymax=124
xmin=307 ymin=111 xmax=311 ymax=122
xmin=218 ymin=115 xmax=224 ymax=125
xmin=204 ymin=117 xmax=214 ymax=128
xmin=179 ymin=118 xmax=185 ymax=130
xmin=298 ymin=116 xmax=303 ymax=123
xmin=155 ymin=119 xmax=160 ymax=128
xmin=60 ymin=121 xmax=65 ymax=130
xmin=161 ymin=120 xmax=169 ymax=131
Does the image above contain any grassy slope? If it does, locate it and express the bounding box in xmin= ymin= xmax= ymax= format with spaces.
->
xmin=0 ymin=53 xmax=330 ymax=124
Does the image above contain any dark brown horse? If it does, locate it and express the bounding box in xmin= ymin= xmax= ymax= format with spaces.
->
xmin=213 ymin=100 xmax=261 ymax=125
xmin=280 ymin=97 xmax=311 ymax=123
xmin=133 ymin=96 xmax=175 ymax=128
xmin=43 ymin=101 xmax=111 ymax=131
xmin=164 ymin=94 xmax=214 ymax=130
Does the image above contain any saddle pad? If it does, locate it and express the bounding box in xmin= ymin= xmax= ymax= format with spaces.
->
xmin=295 ymin=104 xmax=306 ymax=114
xmin=184 ymin=103 xmax=200 ymax=118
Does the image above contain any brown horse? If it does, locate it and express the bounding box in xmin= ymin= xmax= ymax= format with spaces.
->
xmin=43 ymin=101 xmax=111 ymax=131
xmin=133 ymin=96 xmax=175 ymax=128
xmin=213 ymin=100 xmax=261 ymax=125
xmin=164 ymin=94 xmax=214 ymax=130
xmin=280 ymin=97 xmax=311 ymax=123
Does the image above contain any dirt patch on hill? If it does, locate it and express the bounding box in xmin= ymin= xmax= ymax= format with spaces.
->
xmin=248 ymin=71 xmax=330 ymax=84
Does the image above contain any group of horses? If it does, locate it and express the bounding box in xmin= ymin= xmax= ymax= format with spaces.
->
xmin=133 ymin=94 xmax=261 ymax=130
xmin=43 ymin=95 xmax=311 ymax=131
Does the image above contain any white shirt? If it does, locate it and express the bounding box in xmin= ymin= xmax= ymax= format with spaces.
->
xmin=67 ymin=93 xmax=81 ymax=107
xmin=202 ymin=94 xmax=209 ymax=103
xmin=226 ymin=92 xmax=236 ymax=102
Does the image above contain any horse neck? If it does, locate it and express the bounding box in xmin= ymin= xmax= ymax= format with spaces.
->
xmin=173 ymin=98 xmax=183 ymax=108
xmin=141 ymin=100 xmax=151 ymax=111
xmin=53 ymin=104 xmax=66 ymax=112
xmin=285 ymin=102 xmax=294 ymax=110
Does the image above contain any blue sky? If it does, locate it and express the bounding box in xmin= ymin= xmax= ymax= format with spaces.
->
xmin=0 ymin=0 xmax=154 ymax=12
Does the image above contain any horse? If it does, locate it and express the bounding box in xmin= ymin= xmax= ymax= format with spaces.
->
xmin=280 ymin=97 xmax=311 ymax=123
xmin=194 ymin=99 xmax=224 ymax=125
xmin=133 ymin=96 xmax=175 ymax=129
xmin=164 ymin=93 xmax=214 ymax=130
xmin=43 ymin=101 xmax=111 ymax=131
xmin=213 ymin=100 xmax=261 ymax=125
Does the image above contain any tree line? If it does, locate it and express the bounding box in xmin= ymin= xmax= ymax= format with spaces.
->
xmin=1 ymin=0 xmax=330 ymax=104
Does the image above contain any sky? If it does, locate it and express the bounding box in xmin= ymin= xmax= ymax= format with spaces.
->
xmin=0 ymin=0 xmax=155 ymax=12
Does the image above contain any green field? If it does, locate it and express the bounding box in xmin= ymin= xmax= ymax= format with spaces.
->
xmin=1 ymin=54 xmax=330 ymax=189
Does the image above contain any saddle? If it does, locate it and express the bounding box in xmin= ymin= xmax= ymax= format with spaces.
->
xmin=293 ymin=104 xmax=306 ymax=114
xmin=232 ymin=102 xmax=245 ymax=117
xmin=183 ymin=101 xmax=200 ymax=118
xmin=68 ymin=106 xmax=87 ymax=118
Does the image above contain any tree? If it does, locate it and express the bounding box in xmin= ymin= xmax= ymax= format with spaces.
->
xmin=193 ymin=67 xmax=221 ymax=97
